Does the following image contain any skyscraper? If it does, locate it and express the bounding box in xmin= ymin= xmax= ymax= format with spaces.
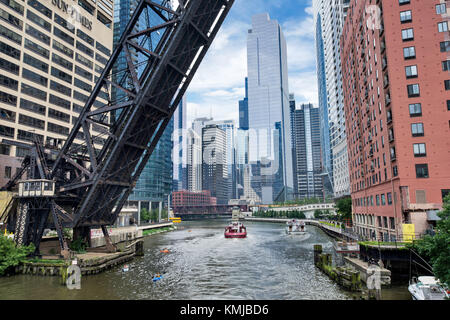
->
xmin=172 ymin=95 xmax=187 ymax=191
xmin=239 ymin=77 xmax=249 ymax=130
xmin=113 ymin=0 xmax=173 ymax=213
xmin=313 ymin=0 xmax=350 ymax=198
xmin=246 ymin=13 xmax=293 ymax=204
xmin=202 ymin=124 xmax=227 ymax=204
xmin=341 ymin=0 xmax=450 ymax=240
xmin=186 ymin=128 xmax=202 ymax=192
xmin=204 ymin=119 xmax=236 ymax=200
xmin=291 ymin=103 xmax=323 ymax=200
xmin=0 ymin=0 xmax=114 ymax=187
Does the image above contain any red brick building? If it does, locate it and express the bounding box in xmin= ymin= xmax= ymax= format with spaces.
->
xmin=340 ymin=0 xmax=450 ymax=241
xmin=171 ymin=190 xmax=217 ymax=207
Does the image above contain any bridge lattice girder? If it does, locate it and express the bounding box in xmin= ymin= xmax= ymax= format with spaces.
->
xmin=1 ymin=0 xmax=235 ymax=251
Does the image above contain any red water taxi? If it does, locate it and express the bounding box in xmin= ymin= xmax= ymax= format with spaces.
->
xmin=224 ymin=221 xmax=247 ymax=238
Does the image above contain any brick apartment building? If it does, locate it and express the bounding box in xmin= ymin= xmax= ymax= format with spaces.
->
xmin=341 ymin=0 xmax=450 ymax=240
xmin=171 ymin=190 xmax=217 ymax=207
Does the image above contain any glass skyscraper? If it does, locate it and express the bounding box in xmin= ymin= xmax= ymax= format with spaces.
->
xmin=246 ymin=13 xmax=293 ymax=204
xmin=238 ymin=77 xmax=249 ymax=130
xmin=113 ymin=0 xmax=173 ymax=211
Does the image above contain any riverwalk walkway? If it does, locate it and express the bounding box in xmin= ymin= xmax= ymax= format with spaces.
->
xmin=243 ymin=217 xmax=359 ymax=241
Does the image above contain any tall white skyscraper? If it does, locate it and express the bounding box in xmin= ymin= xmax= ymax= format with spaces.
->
xmin=247 ymin=13 xmax=293 ymax=204
xmin=186 ymin=128 xmax=202 ymax=192
xmin=313 ymin=0 xmax=350 ymax=198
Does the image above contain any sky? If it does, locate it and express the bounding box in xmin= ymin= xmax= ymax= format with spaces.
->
xmin=185 ymin=0 xmax=317 ymax=128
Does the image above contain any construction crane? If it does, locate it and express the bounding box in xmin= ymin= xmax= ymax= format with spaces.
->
xmin=0 ymin=0 xmax=235 ymax=257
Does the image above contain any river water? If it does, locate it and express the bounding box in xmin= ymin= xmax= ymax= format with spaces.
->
xmin=0 ymin=219 xmax=411 ymax=300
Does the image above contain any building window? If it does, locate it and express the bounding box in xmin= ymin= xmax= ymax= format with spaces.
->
xmin=0 ymin=124 xmax=14 ymax=137
xmin=0 ymin=57 xmax=19 ymax=75
xmin=25 ymin=24 xmax=50 ymax=45
xmin=21 ymin=83 xmax=46 ymax=101
xmin=415 ymin=164 xmax=429 ymax=178
xmin=405 ymin=65 xmax=417 ymax=78
xmin=401 ymin=28 xmax=414 ymax=41
xmin=376 ymin=195 xmax=380 ymax=206
xmin=24 ymin=39 xmax=49 ymax=59
xmin=387 ymin=192 xmax=392 ymax=205
xmin=0 ymin=40 xmax=20 ymax=60
xmin=409 ymin=103 xmax=422 ymax=117
xmin=18 ymin=113 xmax=44 ymax=129
xmin=390 ymin=146 xmax=396 ymax=160
xmin=51 ymin=67 xmax=72 ymax=84
xmin=0 ymin=143 xmax=10 ymax=155
xmin=53 ymin=26 xmax=74 ymax=46
xmin=447 ymin=100 xmax=450 ymax=111
xmin=381 ymin=194 xmax=386 ymax=205
xmin=389 ymin=217 xmax=395 ymax=230
xmin=445 ymin=80 xmax=450 ymax=90
xmin=438 ymin=21 xmax=449 ymax=32
xmin=403 ymin=46 xmax=415 ymax=59
xmin=54 ymin=13 xmax=75 ymax=34
xmin=4 ymin=166 xmax=11 ymax=179
xmin=22 ymin=68 xmax=48 ymax=87
xmin=407 ymin=84 xmax=420 ymax=97
xmin=411 ymin=123 xmax=424 ymax=137
xmin=399 ymin=0 xmax=410 ymax=5
xmin=443 ymin=60 xmax=450 ymax=71
xmin=28 ymin=0 xmax=52 ymax=19
xmin=23 ymin=53 xmax=48 ymax=73
xmin=53 ymin=39 xmax=74 ymax=59
xmin=400 ymin=10 xmax=412 ymax=23
xmin=20 ymin=98 xmax=45 ymax=115
xmin=26 ymin=9 xmax=51 ymax=32
xmin=440 ymin=41 xmax=450 ymax=52
xmin=50 ymin=80 xmax=71 ymax=97
xmin=0 ymin=74 xmax=18 ymax=90
xmin=436 ymin=3 xmax=446 ymax=14
xmin=49 ymin=94 xmax=70 ymax=110
xmin=393 ymin=165 xmax=398 ymax=177
xmin=413 ymin=143 xmax=426 ymax=157
xmin=0 ymin=24 xmax=21 ymax=44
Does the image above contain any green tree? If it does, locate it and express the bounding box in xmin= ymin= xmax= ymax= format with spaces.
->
xmin=150 ymin=209 xmax=158 ymax=222
xmin=314 ymin=209 xmax=323 ymax=219
xmin=140 ymin=208 xmax=150 ymax=222
xmin=0 ymin=236 xmax=35 ymax=275
xmin=412 ymin=195 xmax=450 ymax=286
xmin=335 ymin=197 xmax=352 ymax=222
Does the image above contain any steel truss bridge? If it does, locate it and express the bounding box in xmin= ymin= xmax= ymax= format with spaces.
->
xmin=0 ymin=0 xmax=235 ymax=257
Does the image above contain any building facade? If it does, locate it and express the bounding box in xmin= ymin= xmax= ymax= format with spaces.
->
xmin=291 ymin=103 xmax=324 ymax=200
xmin=186 ymin=127 xmax=202 ymax=192
xmin=172 ymin=95 xmax=187 ymax=191
xmin=113 ymin=0 xmax=173 ymax=215
xmin=0 ymin=0 xmax=114 ymax=187
xmin=313 ymin=0 xmax=350 ymax=199
xmin=247 ymin=13 xmax=293 ymax=204
xmin=238 ymin=77 xmax=249 ymax=130
xmin=341 ymin=0 xmax=450 ymax=240
xmin=202 ymin=124 xmax=227 ymax=204
xmin=171 ymin=190 xmax=217 ymax=207
xmin=204 ymin=119 xmax=236 ymax=200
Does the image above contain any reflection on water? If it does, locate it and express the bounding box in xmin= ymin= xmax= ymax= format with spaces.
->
xmin=0 ymin=220 xmax=411 ymax=300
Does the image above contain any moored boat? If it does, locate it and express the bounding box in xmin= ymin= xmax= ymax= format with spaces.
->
xmin=224 ymin=221 xmax=247 ymax=238
xmin=286 ymin=219 xmax=306 ymax=235
xmin=408 ymin=276 xmax=449 ymax=300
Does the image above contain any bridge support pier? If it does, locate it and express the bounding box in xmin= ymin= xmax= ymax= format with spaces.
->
xmin=101 ymin=225 xmax=117 ymax=253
